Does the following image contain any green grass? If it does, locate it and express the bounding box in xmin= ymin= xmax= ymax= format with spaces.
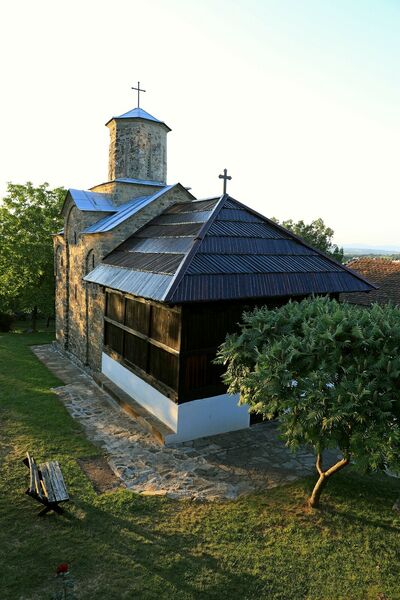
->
xmin=1 ymin=329 xmax=400 ymax=599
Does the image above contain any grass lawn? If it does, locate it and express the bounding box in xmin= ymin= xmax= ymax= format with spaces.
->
xmin=1 ymin=328 xmax=400 ymax=599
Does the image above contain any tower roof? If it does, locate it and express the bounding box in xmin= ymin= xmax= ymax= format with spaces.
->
xmin=105 ymin=107 xmax=171 ymax=130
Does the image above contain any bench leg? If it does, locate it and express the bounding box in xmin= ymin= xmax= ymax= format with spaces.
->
xmin=38 ymin=503 xmax=64 ymax=517
xmin=38 ymin=505 xmax=51 ymax=517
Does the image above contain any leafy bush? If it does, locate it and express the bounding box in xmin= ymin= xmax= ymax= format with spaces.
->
xmin=216 ymin=297 xmax=400 ymax=507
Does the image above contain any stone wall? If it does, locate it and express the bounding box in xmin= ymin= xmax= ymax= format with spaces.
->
xmin=54 ymin=235 xmax=66 ymax=346
xmin=90 ymin=180 xmax=165 ymax=207
xmin=86 ymin=185 xmax=193 ymax=258
xmin=107 ymin=119 xmax=168 ymax=184
xmin=54 ymin=184 xmax=194 ymax=372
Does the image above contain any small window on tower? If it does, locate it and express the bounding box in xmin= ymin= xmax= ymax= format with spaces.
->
xmin=73 ymin=232 xmax=77 ymax=244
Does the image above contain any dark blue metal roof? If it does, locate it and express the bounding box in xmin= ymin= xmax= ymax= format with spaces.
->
xmin=207 ymin=220 xmax=289 ymax=238
xmin=186 ymin=254 xmax=343 ymax=275
xmin=168 ymin=272 xmax=372 ymax=303
xmin=85 ymin=195 xmax=375 ymax=302
xmin=198 ymin=237 xmax=315 ymax=255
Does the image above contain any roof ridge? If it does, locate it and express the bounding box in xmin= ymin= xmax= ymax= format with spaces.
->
xmin=162 ymin=195 xmax=227 ymax=301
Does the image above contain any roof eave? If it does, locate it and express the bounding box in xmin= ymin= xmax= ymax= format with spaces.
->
xmin=105 ymin=115 xmax=171 ymax=132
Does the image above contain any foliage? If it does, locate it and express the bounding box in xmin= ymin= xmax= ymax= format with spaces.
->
xmin=216 ymin=297 xmax=400 ymax=506
xmin=272 ymin=217 xmax=344 ymax=263
xmin=0 ymin=182 xmax=64 ymax=322
xmin=1 ymin=330 xmax=400 ymax=599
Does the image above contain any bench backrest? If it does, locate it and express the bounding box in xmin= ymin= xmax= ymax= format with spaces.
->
xmin=25 ymin=452 xmax=44 ymax=501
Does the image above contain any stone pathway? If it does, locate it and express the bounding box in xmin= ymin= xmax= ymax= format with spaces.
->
xmin=31 ymin=344 xmax=327 ymax=501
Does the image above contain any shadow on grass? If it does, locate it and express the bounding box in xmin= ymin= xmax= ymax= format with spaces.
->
xmin=63 ymin=495 xmax=270 ymax=599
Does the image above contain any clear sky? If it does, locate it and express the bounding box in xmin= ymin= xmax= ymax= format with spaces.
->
xmin=1 ymin=0 xmax=399 ymax=246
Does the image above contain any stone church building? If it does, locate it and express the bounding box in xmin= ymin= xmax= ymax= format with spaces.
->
xmin=54 ymin=101 xmax=374 ymax=443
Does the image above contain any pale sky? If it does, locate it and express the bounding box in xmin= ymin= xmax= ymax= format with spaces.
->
xmin=1 ymin=0 xmax=399 ymax=246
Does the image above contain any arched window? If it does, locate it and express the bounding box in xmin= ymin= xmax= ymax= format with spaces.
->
xmin=65 ymin=205 xmax=77 ymax=246
xmin=85 ymin=249 xmax=95 ymax=275
xmin=55 ymin=245 xmax=63 ymax=276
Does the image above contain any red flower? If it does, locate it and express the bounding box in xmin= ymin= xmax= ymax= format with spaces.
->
xmin=56 ymin=563 xmax=69 ymax=574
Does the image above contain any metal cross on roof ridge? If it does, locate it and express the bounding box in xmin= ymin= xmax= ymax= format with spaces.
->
xmin=218 ymin=168 xmax=232 ymax=194
xmin=131 ymin=81 xmax=146 ymax=108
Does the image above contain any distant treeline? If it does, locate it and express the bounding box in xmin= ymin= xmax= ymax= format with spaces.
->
xmin=344 ymin=253 xmax=400 ymax=262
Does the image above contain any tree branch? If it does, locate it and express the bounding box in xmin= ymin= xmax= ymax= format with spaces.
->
xmin=325 ymin=456 xmax=350 ymax=478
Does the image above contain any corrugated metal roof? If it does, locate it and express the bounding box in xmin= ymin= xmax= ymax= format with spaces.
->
xmin=104 ymin=251 xmax=184 ymax=274
xmin=187 ymin=254 xmax=343 ymax=275
xmin=151 ymin=210 xmax=211 ymax=225
xmin=90 ymin=194 xmax=375 ymax=302
xmin=68 ymin=189 xmax=116 ymax=212
xmin=120 ymin=236 xmax=194 ymax=254
xmin=134 ymin=222 xmax=203 ymax=238
xmin=217 ymin=208 xmax=265 ymax=223
xmin=166 ymin=198 xmax=219 ymax=214
xmin=208 ymin=220 xmax=289 ymax=239
xmin=168 ymin=272 xmax=372 ymax=303
xmin=83 ymin=186 xmax=172 ymax=233
xmin=198 ymin=237 xmax=315 ymax=255
xmin=84 ymin=264 xmax=172 ymax=300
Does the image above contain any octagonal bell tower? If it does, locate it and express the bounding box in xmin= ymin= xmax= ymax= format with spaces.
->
xmin=106 ymin=107 xmax=171 ymax=184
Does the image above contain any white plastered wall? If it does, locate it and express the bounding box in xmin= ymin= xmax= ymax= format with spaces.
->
xmin=101 ymin=353 xmax=250 ymax=443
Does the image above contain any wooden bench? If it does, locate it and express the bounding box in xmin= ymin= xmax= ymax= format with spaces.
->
xmin=23 ymin=452 xmax=69 ymax=516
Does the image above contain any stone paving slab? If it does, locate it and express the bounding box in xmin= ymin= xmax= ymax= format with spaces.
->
xmin=31 ymin=344 xmax=330 ymax=501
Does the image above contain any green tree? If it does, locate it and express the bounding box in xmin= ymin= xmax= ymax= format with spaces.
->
xmin=273 ymin=217 xmax=344 ymax=263
xmin=216 ymin=297 xmax=400 ymax=508
xmin=0 ymin=182 xmax=64 ymax=329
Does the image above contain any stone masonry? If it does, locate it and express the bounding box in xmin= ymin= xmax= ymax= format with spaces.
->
xmin=107 ymin=118 xmax=168 ymax=183
xmin=54 ymin=185 xmax=192 ymax=371
xmin=53 ymin=104 xmax=192 ymax=373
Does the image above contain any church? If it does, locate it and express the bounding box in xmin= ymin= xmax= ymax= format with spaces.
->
xmin=54 ymin=91 xmax=374 ymax=443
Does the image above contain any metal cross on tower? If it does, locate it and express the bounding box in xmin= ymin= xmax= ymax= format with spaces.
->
xmin=218 ymin=168 xmax=232 ymax=194
xmin=131 ymin=81 xmax=146 ymax=108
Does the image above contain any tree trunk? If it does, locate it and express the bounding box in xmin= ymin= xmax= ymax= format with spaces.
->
xmin=308 ymin=452 xmax=350 ymax=508
xmin=309 ymin=473 xmax=328 ymax=508
xmin=31 ymin=306 xmax=38 ymax=332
